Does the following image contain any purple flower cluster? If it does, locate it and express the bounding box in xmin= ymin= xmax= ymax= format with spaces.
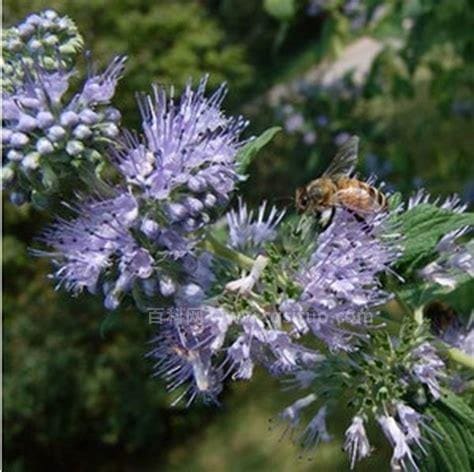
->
xmin=37 ymin=191 xmax=216 ymax=310
xmin=38 ymin=78 xmax=247 ymax=309
xmin=147 ymin=307 xmax=233 ymax=406
xmin=36 ymin=193 xmax=160 ymax=309
xmin=2 ymin=10 xmax=125 ymax=204
xmin=146 ymin=198 xmax=301 ymax=404
xmin=111 ymin=77 xmax=248 ymax=233
xmin=407 ymin=189 xmax=473 ymax=290
xmin=407 ymin=189 xmax=467 ymax=213
xmin=377 ymin=411 xmax=420 ymax=471
xmin=8 ymin=9 xmax=474 ymax=472
xmin=344 ymin=415 xmax=371 ymax=468
xmin=420 ymin=228 xmax=473 ymax=291
xmin=226 ymin=315 xmax=320 ymax=379
xmin=226 ymin=198 xmax=285 ymax=255
xmin=148 ymin=310 xmax=320 ymax=405
xmin=345 ymin=402 xmax=430 ymax=470
xmin=411 ymin=342 xmax=445 ymax=399
xmin=277 ymin=333 xmax=443 ymax=469
xmin=281 ymin=209 xmax=401 ymax=350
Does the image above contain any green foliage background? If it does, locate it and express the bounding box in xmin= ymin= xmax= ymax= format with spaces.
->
xmin=3 ymin=1 xmax=473 ymax=470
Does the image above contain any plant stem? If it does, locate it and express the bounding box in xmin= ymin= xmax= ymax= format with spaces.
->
xmin=445 ymin=346 xmax=474 ymax=370
xmin=201 ymin=234 xmax=255 ymax=271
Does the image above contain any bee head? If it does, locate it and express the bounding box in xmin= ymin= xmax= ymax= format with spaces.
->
xmin=295 ymin=187 xmax=309 ymax=213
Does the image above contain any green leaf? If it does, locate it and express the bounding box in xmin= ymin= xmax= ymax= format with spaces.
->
xmin=397 ymin=278 xmax=474 ymax=309
xmin=431 ymin=410 xmax=470 ymax=472
xmin=391 ymin=203 xmax=474 ymax=272
xmin=235 ymin=127 xmax=281 ymax=175
xmin=439 ymin=391 xmax=474 ymax=428
xmin=420 ymin=394 xmax=474 ymax=472
xmin=41 ymin=163 xmax=59 ymax=192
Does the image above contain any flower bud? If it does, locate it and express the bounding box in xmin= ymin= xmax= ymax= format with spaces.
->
xmin=10 ymin=191 xmax=27 ymax=206
xmin=167 ymin=202 xmax=188 ymax=221
xmin=59 ymin=41 xmax=79 ymax=55
xmin=19 ymin=97 xmax=41 ymax=109
xmin=10 ymin=132 xmax=29 ymax=148
xmin=2 ymin=63 xmax=13 ymax=75
xmin=47 ymin=125 xmax=66 ymax=142
xmin=42 ymin=57 xmax=56 ymax=69
xmin=2 ymin=166 xmax=15 ymax=185
xmin=18 ymin=22 xmax=35 ymax=38
xmin=60 ymin=111 xmax=79 ymax=127
xmin=16 ymin=114 xmax=37 ymax=132
xmin=2 ymin=129 xmax=13 ymax=144
xmin=44 ymin=34 xmax=58 ymax=46
xmin=102 ymin=123 xmax=119 ymax=138
xmin=104 ymin=108 xmax=121 ymax=122
xmin=44 ymin=9 xmax=58 ymax=20
xmin=22 ymin=57 xmax=34 ymax=68
xmin=183 ymin=217 xmax=199 ymax=232
xmin=159 ymin=277 xmax=176 ymax=297
xmin=203 ymin=193 xmax=217 ymax=208
xmin=66 ymin=140 xmax=85 ymax=156
xmin=26 ymin=14 xmax=42 ymax=26
xmin=79 ymin=109 xmax=99 ymax=125
xmin=142 ymin=278 xmax=158 ymax=297
xmin=41 ymin=17 xmax=54 ymax=29
xmin=7 ymin=150 xmax=23 ymax=162
xmin=36 ymin=137 xmax=55 ymax=155
xmin=88 ymin=150 xmax=102 ymax=162
xmin=7 ymin=38 xmax=23 ymax=52
xmin=73 ymin=124 xmax=92 ymax=140
xmin=179 ymin=283 xmax=204 ymax=306
xmin=28 ymin=39 xmax=43 ymax=52
xmin=188 ymin=175 xmax=207 ymax=193
xmin=37 ymin=111 xmax=55 ymax=128
xmin=57 ymin=18 xmax=70 ymax=29
xmin=22 ymin=152 xmax=41 ymax=169
xmin=104 ymin=289 xmax=120 ymax=311
xmin=141 ymin=218 xmax=160 ymax=239
xmin=184 ymin=196 xmax=204 ymax=214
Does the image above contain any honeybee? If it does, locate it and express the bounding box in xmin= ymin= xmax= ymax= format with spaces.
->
xmin=295 ymin=136 xmax=387 ymax=217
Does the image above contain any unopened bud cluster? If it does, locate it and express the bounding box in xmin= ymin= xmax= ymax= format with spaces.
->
xmin=2 ymin=9 xmax=83 ymax=91
xmin=2 ymin=10 xmax=125 ymax=207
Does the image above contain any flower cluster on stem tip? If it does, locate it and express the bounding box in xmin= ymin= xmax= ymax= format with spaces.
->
xmin=111 ymin=76 xmax=248 ymax=230
xmin=37 ymin=76 xmax=248 ymax=310
xmin=276 ymin=319 xmax=447 ymax=470
xmin=2 ymin=10 xmax=125 ymax=206
xmin=280 ymin=208 xmax=401 ymax=350
xmin=2 ymin=9 xmax=83 ymax=90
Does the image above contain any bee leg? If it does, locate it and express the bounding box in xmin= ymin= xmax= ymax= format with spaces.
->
xmin=347 ymin=210 xmax=365 ymax=224
xmin=346 ymin=209 xmax=375 ymax=234
xmin=318 ymin=207 xmax=335 ymax=229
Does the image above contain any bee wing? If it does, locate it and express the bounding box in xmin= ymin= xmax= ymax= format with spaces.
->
xmin=323 ymin=136 xmax=359 ymax=178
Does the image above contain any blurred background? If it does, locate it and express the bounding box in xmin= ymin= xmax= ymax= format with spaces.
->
xmin=3 ymin=1 xmax=474 ymax=470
